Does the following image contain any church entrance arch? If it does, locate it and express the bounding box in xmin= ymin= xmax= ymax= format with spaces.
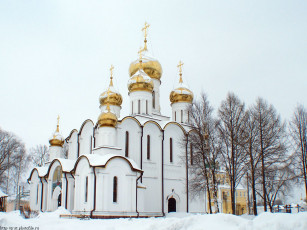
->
xmin=168 ymin=198 xmax=176 ymax=213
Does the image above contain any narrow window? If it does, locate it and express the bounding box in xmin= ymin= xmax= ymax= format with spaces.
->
xmin=181 ymin=110 xmax=183 ymax=123
xmin=152 ymin=91 xmax=155 ymax=109
xmin=147 ymin=135 xmax=150 ymax=160
xmin=190 ymin=143 xmax=193 ymax=165
xmin=175 ymin=111 xmax=176 ymax=121
xmin=36 ymin=185 xmax=39 ymax=204
xmin=125 ymin=131 xmax=129 ymax=157
xmin=113 ymin=176 xmax=118 ymax=203
xmin=188 ymin=111 xmax=190 ymax=123
xmin=170 ymin=138 xmax=173 ymax=163
xmin=138 ymin=100 xmax=140 ymax=114
xmin=132 ymin=101 xmax=134 ymax=114
xmin=85 ymin=176 xmax=88 ymax=202
xmin=146 ymin=100 xmax=148 ymax=114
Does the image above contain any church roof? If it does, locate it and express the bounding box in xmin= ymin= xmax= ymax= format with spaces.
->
xmin=75 ymin=153 xmax=142 ymax=172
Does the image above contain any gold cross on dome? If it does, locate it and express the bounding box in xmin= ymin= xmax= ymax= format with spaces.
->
xmin=109 ymin=65 xmax=114 ymax=86
xmin=56 ymin=115 xmax=60 ymax=132
xmin=142 ymin=22 xmax=150 ymax=39
xmin=177 ymin=61 xmax=184 ymax=83
xmin=142 ymin=22 xmax=150 ymax=50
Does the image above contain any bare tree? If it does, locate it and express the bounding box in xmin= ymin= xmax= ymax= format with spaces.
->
xmin=289 ymin=105 xmax=307 ymax=200
xmin=251 ymin=98 xmax=287 ymax=212
xmin=217 ymin=92 xmax=248 ymax=214
xmin=244 ymin=109 xmax=261 ymax=215
xmin=29 ymin=144 xmax=49 ymax=167
xmin=0 ymin=128 xmax=27 ymax=194
xmin=257 ymin=161 xmax=296 ymax=212
xmin=187 ymin=93 xmax=221 ymax=213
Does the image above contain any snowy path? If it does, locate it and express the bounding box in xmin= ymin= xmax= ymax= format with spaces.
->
xmin=0 ymin=209 xmax=306 ymax=230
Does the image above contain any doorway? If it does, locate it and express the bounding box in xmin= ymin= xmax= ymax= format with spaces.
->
xmin=168 ymin=198 xmax=176 ymax=213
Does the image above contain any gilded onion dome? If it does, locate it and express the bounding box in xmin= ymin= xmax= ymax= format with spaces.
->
xmin=129 ymin=22 xmax=162 ymax=81
xmin=129 ymin=55 xmax=162 ymax=81
xmin=98 ymin=104 xmax=118 ymax=127
xmin=170 ymin=61 xmax=194 ymax=105
xmin=99 ymin=66 xmax=122 ymax=107
xmin=128 ymin=68 xmax=154 ymax=93
xmin=49 ymin=116 xmax=64 ymax=147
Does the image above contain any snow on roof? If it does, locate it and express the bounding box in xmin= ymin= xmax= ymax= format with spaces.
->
xmin=0 ymin=189 xmax=8 ymax=197
xmin=82 ymin=153 xmax=141 ymax=171
xmin=35 ymin=166 xmax=49 ymax=177
xmin=55 ymin=158 xmax=75 ymax=172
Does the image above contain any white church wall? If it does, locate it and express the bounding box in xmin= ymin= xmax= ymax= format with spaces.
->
xmin=29 ymin=170 xmax=41 ymax=211
xmin=141 ymin=122 xmax=163 ymax=215
xmin=79 ymin=120 xmax=94 ymax=156
xmin=67 ymin=130 xmax=78 ymax=160
xmin=117 ymin=118 xmax=142 ymax=165
xmin=73 ymin=157 xmax=93 ymax=214
xmin=164 ymin=123 xmax=187 ymax=213
xmin=152 ymin=79 xmax=161 ymax=114
xmin=94 ymin=158 xmax=138 ymax=216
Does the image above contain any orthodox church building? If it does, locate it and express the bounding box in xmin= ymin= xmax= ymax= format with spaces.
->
xmin=28 ymin=23 xmax=206 ymax=218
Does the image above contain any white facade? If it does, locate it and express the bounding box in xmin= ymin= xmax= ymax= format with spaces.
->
xmin=28 ymin=33 xmax=205 ymax=218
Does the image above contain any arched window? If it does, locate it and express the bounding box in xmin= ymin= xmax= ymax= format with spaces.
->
xmin=85 ymin=176 xmax=88 ymax=202
xmin=152 ymin=91 xmax=155 ymax=109
xmin=190 ymin=143 xmax=193 ymax=165
xmin=138 ymin=100 xmax=141 ymax=114
xmin=113 ymin=176 xmax=118 ymax=203
xmin=170 ymin=138 xmax=173 ymax=163
xmin=125 ymin=131 xmax=129 ymax=157
xmin=147 ymin=135 xmax=150 ymax=160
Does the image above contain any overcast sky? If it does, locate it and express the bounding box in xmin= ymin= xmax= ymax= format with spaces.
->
xmin=0 ymin=0 xmax=306 ymax=149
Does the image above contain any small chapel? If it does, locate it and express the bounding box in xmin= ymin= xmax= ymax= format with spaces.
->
xmin=28 ymin=23 xmax=206 ymax=218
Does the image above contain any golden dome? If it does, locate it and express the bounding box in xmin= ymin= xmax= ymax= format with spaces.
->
xmin=129 ymin=22 xmax=162 ymax=80
xmin=129 ymin=55 xmax=162 ymax=81
xmin=49 ymin=116 xmax=64 ymax=147
xmin=128 ymin=68 xmax=154 ymax=93
xmin=170 ymin=61 xmax=193 ymax=105
xmin=99 ymin=66 xmax=122 ymax=107
xmin=98 ymin=109 xmax=118 ymax=128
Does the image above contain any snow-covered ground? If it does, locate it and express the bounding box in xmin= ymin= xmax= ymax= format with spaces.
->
xmin=0 ymin=208 xmax=307 ymax=230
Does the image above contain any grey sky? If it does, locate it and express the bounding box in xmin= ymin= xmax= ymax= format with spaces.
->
xmin=0 ymin=0 xmax=306 ymax=149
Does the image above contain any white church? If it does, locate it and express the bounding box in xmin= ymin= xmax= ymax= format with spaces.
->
xmin=28 ymin=23 xmax=206 ymax=218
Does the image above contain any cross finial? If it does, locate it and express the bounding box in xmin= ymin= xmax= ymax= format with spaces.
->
xmin=56 ymin=115 xmax=60 ymax=132
xmin=177 ymin=61 xmax=184 ymax=83
xmin=142 ymin=22 xmax=150 ymax=51
xmin=109 ymin=65 xmax=114 ymax=87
